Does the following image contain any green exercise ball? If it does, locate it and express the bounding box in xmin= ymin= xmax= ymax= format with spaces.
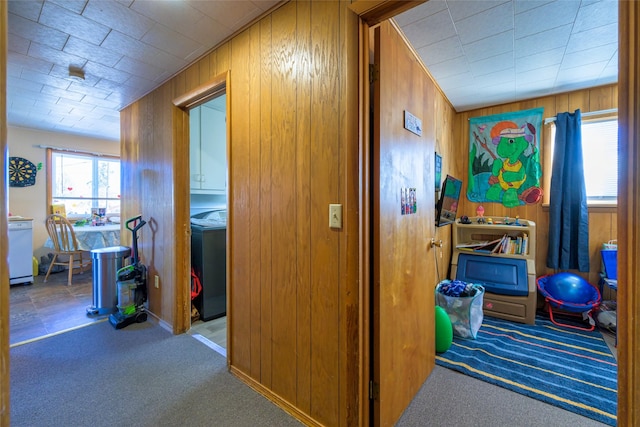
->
xmin=435 ymin=305 xmax=453 ymax=353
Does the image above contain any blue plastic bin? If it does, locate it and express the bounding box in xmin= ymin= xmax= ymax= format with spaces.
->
xmin=601 ymin=249 xmax=617 ymax=280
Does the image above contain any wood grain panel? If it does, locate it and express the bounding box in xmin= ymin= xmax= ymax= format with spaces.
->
xmin=618 ymin=2 xmax=640 ymax=424
xmin=259 ymin=14 xmax=274 ymax=389
xmin=309 ymin=0 xmax=341 ymax=422
xmin=373 ymin=21 xmax=436 ymax=427
xmin=229 ymin=27 xmax=252 ymax=374
xmin=269 ymin=0 xmax=299 ymax=402
xmin=340 ymin=6 xmax=361 ymax=426
xmin=295 ymin=0 xmax=312 ymax=415
xmin=248 ymin=21 xmax=263 ymax=382
xmin=1 ymin=2 xmax=9 ymax=423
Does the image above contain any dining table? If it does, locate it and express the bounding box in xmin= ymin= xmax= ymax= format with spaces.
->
xmin=44 ymin=223 xmax=121 ymax=252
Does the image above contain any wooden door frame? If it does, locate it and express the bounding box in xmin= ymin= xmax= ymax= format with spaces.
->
xmin=172 ymin=72 xmax=230 ymax=346
xmin=350 ymin=1 xmax=639 ymax=426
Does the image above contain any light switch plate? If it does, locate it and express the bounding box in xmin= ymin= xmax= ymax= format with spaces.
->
xmin=329 ymin=204 xmax=342 ymax=229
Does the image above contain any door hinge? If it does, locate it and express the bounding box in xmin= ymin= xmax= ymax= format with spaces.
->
xmin=369 ymin=64 xmax=379 ymax=84
xmin=369 ymin=380 xmax=379 ymax=400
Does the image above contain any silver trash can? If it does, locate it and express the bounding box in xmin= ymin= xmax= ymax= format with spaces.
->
xmin=87 ymin=246 xmax=131 ymax=315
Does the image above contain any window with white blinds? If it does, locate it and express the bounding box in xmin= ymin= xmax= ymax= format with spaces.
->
xmin=551 ymin=117 xmax=618 ymax=204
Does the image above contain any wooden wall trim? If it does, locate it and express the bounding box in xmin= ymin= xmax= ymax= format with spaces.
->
xmin=172 ymin=72 xmax=228 ymax=108
xmin=357 ymin=18 xmax=371 ymax=427
xmin=348 ymin=0 xmax=426 ymax=25
xmin=1 ymin=0 xmax=9 ymax=423
xmin=617 ymin=1 xmax=639 ymax=425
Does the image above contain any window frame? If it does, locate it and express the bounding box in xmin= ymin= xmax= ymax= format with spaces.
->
xmin=542 ymin=112 xmax=618 ymax=209
xmin=46 ymin=148 xmax=121 ymax=220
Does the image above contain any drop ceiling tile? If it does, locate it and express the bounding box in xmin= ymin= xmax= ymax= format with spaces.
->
xmin=400 ymin=9 xmax=457 ymax=50
xmin=39 ymin=1 xmax=110 ymax=45
xmin=102 ymin=30 xmax=185 ymax=71
xmin=83 ymin=60 xmax=132 ymax=84
xmin=141 ymin=23 xmax=202 ymax=60
xmin=8 ymin=1 xmax=43 ymax=21
xmin=394 ymin=0 xmax=447 ymax=27
xmin=561 ymin=43 xmax=617 ymax=69
xmin=469 ymin=52 xmax=514 ymax=78
xmin=28 ymin=42 xmax=86 ymax=69
xmin=515 ymin=47 xmax=564 ymax=73
xmin=572 ymin=0 xmax=617 ymax=33
xmin=427 ymin=55 xmax=470 ymax=80
xmin=8 ymin=33 xmax=30 ymax=55
xmin=83 ymin=0 xmax=154 ymax=40
xmin=48 ymin=0 xmax=88 ymax=15
xmin=8 ymin=51 xmax=53 ymax=75
xmin=81 ymin=95 xmax=120 ymax=109
xmin=130 ymin=0 xmax=203 ymax=34
xmin=462 ymin=30 xmax=513 ymax=64
xmin=20 ymin=68 xmax=71 ymax=89
xmin=7 ymin=75 xmax=44 ymax=93
xmin=114 ymin=55 xmax=166 ymax=81
xmin=515 ymin=0 xmax=580 ymax=39
xmin=8 ymin=96 xmax=37 ymax=109
xmin=415 ymin=36 xmax=463 ymax=67
xmin=455 ymin=2 xmax=513 ymax=45
xmin=516 ymin=77 xmax=557 ymax=93
xmin=9 ymin=13 xmax=68 ymax=50
xmin=252 ymin=1 xmax=282 ymax=12
xmin=566 ymin=22 xmax=618 ymax=53
xmin=514 ymin=0 xmax=554 ymax=14
xmin=556 ymin=60 xmax=609 ymax=84
xmin=516 ymin=64 xmax=560 ymax=83
xmin=447 ymin=0 xmax=509 ymax=22
xmin=188 ymin=0 xmax=256 ymax=26
xmin=64 ymin=37 xmax=123 ymax=67
xmin=42 ymin=85 xmax=86 ymax=101
xmin=181 ymin=15 xmax=231 ymax=47
xmin=67 ymin=81 xmax=113 ymax=99
xmin=515 ymin=24 xmax=571 ymax=57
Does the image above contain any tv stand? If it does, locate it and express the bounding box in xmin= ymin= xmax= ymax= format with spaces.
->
xmin=450 ymin=217 xmax=537 ymax=325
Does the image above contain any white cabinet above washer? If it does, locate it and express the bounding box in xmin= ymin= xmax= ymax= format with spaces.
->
xmin=190 ymin=95 xmax=227 ymax=194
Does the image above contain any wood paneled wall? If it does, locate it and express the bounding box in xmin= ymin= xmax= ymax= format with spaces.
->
xmin=453 ymin=84 xmax=618 ymax=287
xmin=120 ymin=1 xmax=360 ymax=425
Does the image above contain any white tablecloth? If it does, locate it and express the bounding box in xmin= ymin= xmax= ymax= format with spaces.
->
xmin=44 ymin=224 xmax=121 ymax=251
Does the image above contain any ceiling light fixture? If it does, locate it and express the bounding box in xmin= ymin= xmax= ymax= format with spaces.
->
xmin=68 ymin=65 xmax=85 ymax=80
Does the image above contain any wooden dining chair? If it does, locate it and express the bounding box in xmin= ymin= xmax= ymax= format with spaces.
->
xmin=44 ymin=214 xmax=92 ymax=286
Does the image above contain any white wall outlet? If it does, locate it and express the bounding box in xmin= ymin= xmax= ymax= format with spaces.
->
xmin=154 ymin=275 xmax=159 ymax=289
xmin=329 ymin=204 xmax=342 ymax=229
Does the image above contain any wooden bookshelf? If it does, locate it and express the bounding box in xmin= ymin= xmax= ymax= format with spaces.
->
xmin=451 ymin=217 xmax=537 ymax=325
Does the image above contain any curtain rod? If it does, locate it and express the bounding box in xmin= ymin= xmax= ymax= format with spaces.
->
xmin=36 ymin=144 xmax=118 ymax=158
xmin=543 ymin=108 xmax=618 ymax=125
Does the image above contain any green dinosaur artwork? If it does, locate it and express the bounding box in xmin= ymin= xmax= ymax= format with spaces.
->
xmin=467 ymin=108 xmax=543 ymax=208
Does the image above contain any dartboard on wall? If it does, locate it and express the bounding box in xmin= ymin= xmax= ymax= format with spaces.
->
xmin=9 ymin=157 xmax=37 ymax=187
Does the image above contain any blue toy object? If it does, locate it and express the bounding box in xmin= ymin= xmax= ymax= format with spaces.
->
xmin=536 ymin=272 xmax=602 ymax=331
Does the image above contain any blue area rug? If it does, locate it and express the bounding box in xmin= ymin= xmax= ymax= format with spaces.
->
xmin=436 ymin=315 xmax=617 ymax=425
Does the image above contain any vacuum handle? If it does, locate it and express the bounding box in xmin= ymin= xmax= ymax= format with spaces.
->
xmin=126 ymin=215 xmax=147 ymax=233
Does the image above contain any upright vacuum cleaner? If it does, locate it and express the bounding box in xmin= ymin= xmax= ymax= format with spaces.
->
xmin=109 ymin=215 xmax=148 ymax=330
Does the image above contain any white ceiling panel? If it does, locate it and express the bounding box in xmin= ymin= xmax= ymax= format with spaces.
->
xmin=6 ymin=0 xmax=618 ymax=141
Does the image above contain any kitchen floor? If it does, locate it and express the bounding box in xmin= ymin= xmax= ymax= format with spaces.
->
xmin=9 ymin=269 xmax=226 ymax=351
xmin=9 ymin=269 xmax=101 ymax=346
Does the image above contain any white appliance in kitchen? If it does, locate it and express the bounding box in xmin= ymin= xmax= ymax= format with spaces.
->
xmin=8 ymin=217 xmax=34 ymax=285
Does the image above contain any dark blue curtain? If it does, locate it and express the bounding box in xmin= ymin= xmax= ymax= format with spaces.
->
xmin=546 ymin=109 xmax=590 ymax=271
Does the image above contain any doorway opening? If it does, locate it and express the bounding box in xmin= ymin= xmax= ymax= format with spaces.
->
xmin=186 ymin=92 xmax=229 ymax=358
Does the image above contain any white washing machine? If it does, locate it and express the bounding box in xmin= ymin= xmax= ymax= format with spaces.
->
xmin=8 ymin=218 xmax=34 ymax=285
